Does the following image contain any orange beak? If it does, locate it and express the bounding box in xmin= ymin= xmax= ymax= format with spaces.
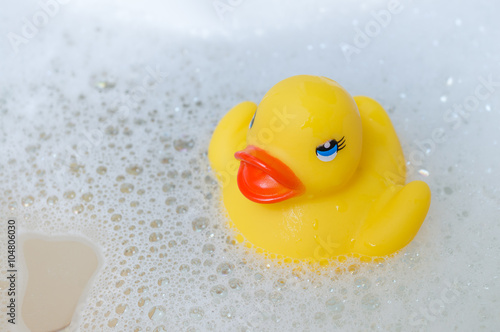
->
xmin=234 ymin=146 xmax=304 ymax=204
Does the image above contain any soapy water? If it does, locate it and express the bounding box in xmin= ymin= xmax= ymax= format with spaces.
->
xmin=0 ymin=0 xmax=499 ymax=331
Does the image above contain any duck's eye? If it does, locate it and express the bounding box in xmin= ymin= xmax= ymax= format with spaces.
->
xmin=315 ymin=137 xmax=345 ymax=162
xmin=249 ymin=112 xmax=256 ymax=129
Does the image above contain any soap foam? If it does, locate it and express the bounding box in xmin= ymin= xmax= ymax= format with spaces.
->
xmin=1 ymin=0 xmax=499 ymax=331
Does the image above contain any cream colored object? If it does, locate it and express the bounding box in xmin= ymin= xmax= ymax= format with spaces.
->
xmin=22 ymin=238 xmax=98 ymax=332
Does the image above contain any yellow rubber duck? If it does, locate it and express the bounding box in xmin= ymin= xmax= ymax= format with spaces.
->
xmin=209 ymin=75 xmax=431 ymax=262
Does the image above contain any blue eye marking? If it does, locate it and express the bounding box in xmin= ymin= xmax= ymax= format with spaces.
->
xmin=316 ymin=136 xmax=345 ymax=162
xmin=249 ymin=112 xmax=256 ymax=128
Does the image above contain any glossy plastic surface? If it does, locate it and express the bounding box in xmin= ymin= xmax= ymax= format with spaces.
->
xmin=208 ymin=75 xmax=431 ymax=261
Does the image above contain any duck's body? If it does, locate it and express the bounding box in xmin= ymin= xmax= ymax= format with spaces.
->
xmin=209 ymin=76 xmax=430 ymax=261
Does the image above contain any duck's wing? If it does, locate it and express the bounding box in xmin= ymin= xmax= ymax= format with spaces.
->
xmin=354 ymin=96 xmax=406 ymax=185
xmin=208 ymin=101 xmax=257 ymax=175
xmin=353 ymin=180 xmax=431 ymax=256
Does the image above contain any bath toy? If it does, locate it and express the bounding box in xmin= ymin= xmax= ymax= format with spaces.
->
xmin=209 ymin=75 xmax=431 ymax=261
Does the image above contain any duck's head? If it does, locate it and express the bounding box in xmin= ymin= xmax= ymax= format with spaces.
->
xmin=235 ymin=75 xmax=363 ymax=203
